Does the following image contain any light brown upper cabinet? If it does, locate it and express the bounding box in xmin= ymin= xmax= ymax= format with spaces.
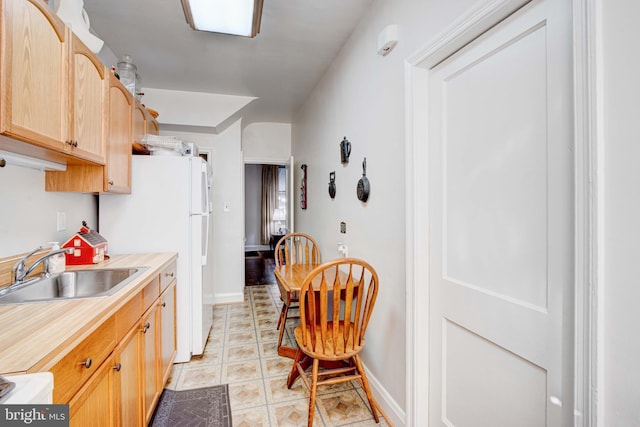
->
xmin=145 ymin=108 xmax=159 ymax=136
xmin=133 ymin=100 xmax=159 ymax=147
xmin=46 ymin=73 xmax=132 ymax=193
xmin=105 ymin=73 xmax=133 ymax=193
xmin=69 ymin=33 xmax=108 ymax=164
xmin=0 ymin=0 xmax=106 ymax=164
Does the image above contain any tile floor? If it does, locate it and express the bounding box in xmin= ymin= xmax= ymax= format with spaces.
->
xmin=165 ymin=284 xmax=389 ymax=427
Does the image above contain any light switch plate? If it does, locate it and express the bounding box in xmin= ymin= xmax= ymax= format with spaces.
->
xmin=223 ymin=202 xmax=231 ymax=212
xmin=56 ymin=212 xmax=66 ymax=231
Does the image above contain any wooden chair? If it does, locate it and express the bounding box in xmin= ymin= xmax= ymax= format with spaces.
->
xmin=274 ymin=233 xmax=321 ymax=350
xmin=286 ymin=258 xmax=380 ymax=427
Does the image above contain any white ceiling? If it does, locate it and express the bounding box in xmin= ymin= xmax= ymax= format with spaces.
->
xmin=82 ymin=0 xmax=373 ymax=127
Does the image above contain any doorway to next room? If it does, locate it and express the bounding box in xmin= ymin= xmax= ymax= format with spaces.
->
xmin=244 ymin=164 xmax=287 ymax=286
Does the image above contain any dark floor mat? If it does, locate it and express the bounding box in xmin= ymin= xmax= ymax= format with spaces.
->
xmin=150 ymin=385 xmax=231 ymax=427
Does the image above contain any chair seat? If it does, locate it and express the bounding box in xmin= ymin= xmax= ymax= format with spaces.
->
xmin=294 ymin=322 xmax=364 ymax=361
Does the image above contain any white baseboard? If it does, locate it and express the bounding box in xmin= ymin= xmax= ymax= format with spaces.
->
xmin=212 ymin=292 xmax=244 ymax=305
xmin=203 ymin=293 xmax=215 ymax=305
xmin=363 ymin=363 xmax=406 ymax=426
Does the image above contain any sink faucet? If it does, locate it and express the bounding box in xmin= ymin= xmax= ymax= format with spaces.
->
xmin=11 ymin=246 xmax=73 ymax=284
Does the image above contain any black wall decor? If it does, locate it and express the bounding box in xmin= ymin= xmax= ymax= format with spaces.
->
xmin=356 ymin=158 xmax=370 ymax=202
xmin=328 ymin=171 xmax=336 ymax=199
xmin=301 ymin=164 xmax=307 ymax=209
xmin=340 ymin=136 xmax=351 ymax=164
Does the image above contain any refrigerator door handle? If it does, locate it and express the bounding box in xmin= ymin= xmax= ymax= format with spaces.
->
xmin=201 ymin=161 xmax=210 ymax=265
xmin=202 ymin=210 xmax=210 ymax=265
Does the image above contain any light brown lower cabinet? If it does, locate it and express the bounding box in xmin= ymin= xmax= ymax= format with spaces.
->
xmin=142 ymin=303 xmax=160 ymax=425
xmin=69 ymin=354 xmax=116 ymax=427
xmin=114 ymin=326 xmax=142 ymax=427
xmin=53 ymin=262 xmax=177 ymax=427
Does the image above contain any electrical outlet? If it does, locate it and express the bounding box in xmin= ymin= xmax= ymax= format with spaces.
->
xmin=56 ymin=211 xmax=66 ymax=231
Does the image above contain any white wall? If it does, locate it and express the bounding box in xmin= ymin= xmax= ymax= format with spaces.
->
xmin=291 ymin=0 xmax=481 ymax=421
xmin=244 ymin=164 xmax=262 ymax=249
xmin=165 ymin=121 xmax=245 ymax=304
xmin=0 ymin=165 xmax=97 ymax=258
xmin=242 ymin=122 xmax=291 ymax=161
xmin=601 ymin=1 xmax=640 ymax=425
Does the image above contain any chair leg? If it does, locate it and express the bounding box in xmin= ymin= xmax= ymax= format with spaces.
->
xmin=276 ymin=303 xmax=286 ymax=330
xmin=287 ymin=349 xmax=304 ymax=389
xmin=308 ymin=358 xmax=320 ymax=427
xmin=354 ymin=354 xmax=380 ymax=423
xmin=277 ymin=303 xmax=290 ymax=349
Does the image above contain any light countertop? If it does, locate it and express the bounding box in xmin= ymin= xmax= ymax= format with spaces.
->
xmin=0 ymin=252 xmax=177 ymax=375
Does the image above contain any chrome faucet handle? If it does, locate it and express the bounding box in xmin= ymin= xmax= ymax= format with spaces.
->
xmin=11 ymin=246 xmax=43 ymax=282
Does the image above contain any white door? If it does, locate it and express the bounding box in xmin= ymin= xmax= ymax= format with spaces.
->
xmin=428 ymin=1 xmax=573 ymax=426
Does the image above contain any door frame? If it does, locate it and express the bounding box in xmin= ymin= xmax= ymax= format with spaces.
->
xmin=403 ymin=0 xmax=603 ymax=425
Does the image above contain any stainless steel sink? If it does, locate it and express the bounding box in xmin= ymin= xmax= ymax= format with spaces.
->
xmin=0 ymin=267 xmax=148 ymax=304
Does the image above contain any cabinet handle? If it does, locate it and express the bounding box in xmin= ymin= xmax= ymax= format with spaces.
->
xmin=113 ymin=363 xmax=122 ymax=372
xmin=162 ymin=302 xmax=167 ymax=308
xmin=141 ymin=322 xmax=150 ymax=333
xmin=72 ymin=140 xmax=78 ymax=147
xmin=80 ymin=358 xmax=92 ymax=369
xmin=165 ymin=272 xmax=175 ymax=278
xmin=108 ymin=180 xmax=114 ymax=186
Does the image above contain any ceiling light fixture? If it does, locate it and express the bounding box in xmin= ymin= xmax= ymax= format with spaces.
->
xmin=181 ymin=0 xmax=263 ymax=38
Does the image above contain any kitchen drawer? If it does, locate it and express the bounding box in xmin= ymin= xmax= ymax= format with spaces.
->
xmin=142 ymin=277 xmax=160 ymax=312
xmin=160 ymin=261 xmax=176 ymax=292
xmin=51 ymin=316 xmax=116 ymax=404
xmin=115 ymin=291 xmax=142 ymax=342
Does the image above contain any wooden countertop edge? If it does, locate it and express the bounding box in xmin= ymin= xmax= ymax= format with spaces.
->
xmin=0 ymin=252 xmax=178 ymax=375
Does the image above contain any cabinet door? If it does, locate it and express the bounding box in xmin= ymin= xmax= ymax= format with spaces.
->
xmin=141 ymin=306 xmax=160 ymax=425
xmin=132 ymin=101 xmax=146 ymax=146
xmin=0 ymin=0 xmax=69 ymax=150
xmin=106 ymin=74 xmax=132 ymax=193
xmin=69 ymin=355 xmax=116 ymax=427
xmin=147 ymin=116 xmax=159 ymax=136
xmin=114 ymin=326 xmax=142 ymax=427
xmin=159 ymin=282 xmax=177 ymax=386
xmin=70 ymin=34 xmax=107 ymax=164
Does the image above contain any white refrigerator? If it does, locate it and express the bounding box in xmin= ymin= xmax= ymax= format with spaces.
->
xmin=99 ymin=155 xmax=213 ymax=363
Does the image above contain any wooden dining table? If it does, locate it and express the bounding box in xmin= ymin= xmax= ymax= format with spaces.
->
xmin=274 ymin=263 xmax=318 ymax=358
xmin=273 ymin=263 xmax=349 ymax=359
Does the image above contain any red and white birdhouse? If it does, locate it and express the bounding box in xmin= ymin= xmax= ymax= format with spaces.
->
xmin=62 ymin=223 xmax=108 ymax=265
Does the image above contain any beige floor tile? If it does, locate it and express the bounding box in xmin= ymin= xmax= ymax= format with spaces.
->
xmin=314 ymin=378 xmax=356 ymax=396
xmin=175 ymin=364 xmax=222 ymax=390
xmin=225 ymin=329 xmax=257 ymax=346
xmin=228 ymin=378 xmax=267 ymax=410
xmin=232 ymin=405 xmax=271 ymax=427
xmin=207 ymin=333 xmax=225 ymax=348
xmin=268 ymin=399 xmax=324 ymax=427
xmin=258 ymin=340 xmax=280 ymax=358
xmin=187 ymin=347 xmax=223 ymax=367
xmin=228 ymin=317 xmax=255 ymax=331
xmin=257 ymin=317 xmax=278 ymax=330
xmin=222 ymin=359 xmax=263 ymax=384
xmin=261 ymin=356 xmax=296 ymax=378
xmin=254 ymin=307 xmax=279 ymax=319
xmin=224 ymin=342 xmax=260 ymax=362
xmin=316 ymin=390 xmax=374 ymax=426
xmin=264 ymin=375 xmax=308 ymax=404
xmin=258 ymin=328 xmax=281 ymax=342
